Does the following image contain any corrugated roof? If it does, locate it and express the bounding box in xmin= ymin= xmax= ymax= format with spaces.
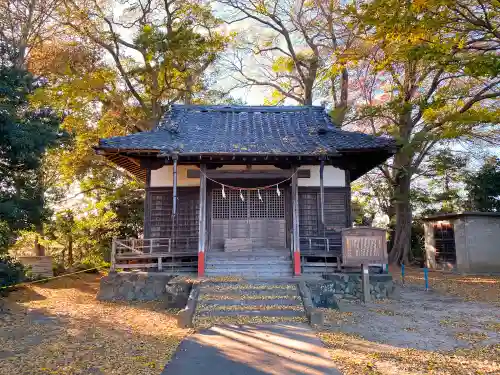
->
xmin=98 ymin=105 xmax=395 ymax=155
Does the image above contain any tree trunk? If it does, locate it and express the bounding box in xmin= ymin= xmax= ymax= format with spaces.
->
xmin=34 ymin=234 xmax=45 ymax=256
xmin=389 ymin=175 xmax=412 ymax=265
xmin=389 ymin=103 xmax=413 ymax=265
xmin=389 ymin=148 xmax=413 ymax=265
xmin=332 ymin=67 xmax=349 ymax=125
xmin=303 ymin=77 xmax=314 ymax=105
xmin=184 ymin=75 xmax=193 ymax=105
xmin=15 ymin=0 xmax=36 ymax=69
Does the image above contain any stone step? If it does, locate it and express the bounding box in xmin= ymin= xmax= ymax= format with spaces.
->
xmin=200 ymin=293 xmax=301 ymax=301
xmin=194 ymin=281 xmax=306 ymax=325
xmin=205 ymin=265 xmax=292 ymax=270
xmin=196 ymin=309 xmax=305 ymax=317
xmin=205 ymin=262 xmax=291 ymax=266
xmin=206 ymin=264 xmax=291 ymax=269
xmin=207 ymin=250 xmax=290 ymax=255
xmin=199 ymin=287 xmax=299 ymax=297
xmin=205 ymin=268 xmax=293 ymax=274
xmin=193 ymin=315 xmax=308 ymax=327
xmin=205 ymin=263 xmax=292 ymax=267
xmin=206 ymin=255 xmax=291 ymax=261
xmin=205 ymin=271 xmax=293 ymax=277
xmin=198 ymin=298 xmax=302 ymax=307
xmin=201 ymin=281 xmax=298 ymax=289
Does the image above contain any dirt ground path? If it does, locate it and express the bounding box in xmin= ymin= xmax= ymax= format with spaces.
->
xmin=319 ymin=272 xmax=500 ymax=375
xmin=0 ymin=273 xmax=190 ymax=375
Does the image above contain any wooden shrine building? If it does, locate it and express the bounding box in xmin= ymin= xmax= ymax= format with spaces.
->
xmin=95 ymin=105 xmax=396 ymax=277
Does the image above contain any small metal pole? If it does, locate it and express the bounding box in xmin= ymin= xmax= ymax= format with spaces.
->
xmin=362 ymin=263 xmax=370 ymax=303
xmin=401 ymin=263 xmax=405 ymax=286
xmin=424 ymin=267 xmax=429 ymax=291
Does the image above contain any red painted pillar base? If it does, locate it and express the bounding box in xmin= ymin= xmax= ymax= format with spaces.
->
xmin=294 ymin=251 xmax=301 ymax=276
xmin=198 ymin=251 xmax=205 ymax=277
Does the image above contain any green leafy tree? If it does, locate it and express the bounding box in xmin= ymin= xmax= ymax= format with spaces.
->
xmin=414 ymin=149 xmax=469 ymax=215
xmin=348 ymin=0 xmax=499 ymax=264
xmin=466 ymin=157 xmax=500 ymax=212
xmin=59 ymin=0 xmax=231 ymax=129
xmin=0 ymin=64 xmax=62 ymax=254
xmin=54 ymin=209 xmax=75 ymax=266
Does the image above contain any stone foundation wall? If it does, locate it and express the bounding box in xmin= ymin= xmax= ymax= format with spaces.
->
xmin=307 ymin=273 xmax=396 ymax=308
xmin=97 ymin=272 xmax=191 ymax=307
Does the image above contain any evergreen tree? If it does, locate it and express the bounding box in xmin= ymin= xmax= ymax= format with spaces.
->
xmin=467 ymin=158 xmax=500 ymax=212
xmin=0 ymin=65 xmax=62 ymax=252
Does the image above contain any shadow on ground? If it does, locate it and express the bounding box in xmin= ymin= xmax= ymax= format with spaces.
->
xmin=162 ymin=323 xmax=341 ymax=375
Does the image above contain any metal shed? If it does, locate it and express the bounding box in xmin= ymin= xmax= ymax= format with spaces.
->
xmin=422 ymin=212 xmax=500 ymax=273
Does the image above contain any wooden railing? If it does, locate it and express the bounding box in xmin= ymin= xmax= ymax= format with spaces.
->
xmin=117 ymin=237 xmax=172 ymax=254
xmin=111 ymin=237 xmax=197 ymax=272
xmin=299 ymin=237 xmax=331 ymax=253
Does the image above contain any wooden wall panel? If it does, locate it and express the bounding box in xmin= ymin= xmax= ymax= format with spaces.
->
xmin=298 ymin=187 xmax=350 ymax=255
xmin=145 ymin=187 xmax=200 ymax=252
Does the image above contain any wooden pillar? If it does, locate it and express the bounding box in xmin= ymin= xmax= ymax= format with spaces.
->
xmin=198 ymin=164 xmax=207 ymax=277
xmin=171 ymin=156 xmax=178 ymax=250
xmin=345 ymin=169 xmax=352 ymax=227
xmin=319 ymin=159 xmax=325 ymax=230
xmin=143 ymin=169 xmax=151 ymax=238
xmin=291 ymin=166 xmax=301 ymax=276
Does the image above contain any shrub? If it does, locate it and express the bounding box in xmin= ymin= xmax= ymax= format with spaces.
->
xmin=73 ymin=255 xmax=110 ymax=273
xmin=0 ymin=221 xmax=10 ymax=253
xmin=52 ymin=262 xmax=66 ymax=276
xmin=0 ymin=255 xmax=26 ymax=288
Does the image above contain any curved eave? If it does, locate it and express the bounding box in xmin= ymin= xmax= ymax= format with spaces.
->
xmin=95 ymin=147 xmax=161 ymax=181
xmin=95 ymin=145 xmax=396 ymax=182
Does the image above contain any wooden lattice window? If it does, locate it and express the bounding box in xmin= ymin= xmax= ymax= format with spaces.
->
xmin=433 ymin=222 xmax=456 ymax=264
xmin=230 ymin=190 xmax=248 ymax=219
xmin=298 ymin=192 xmax=319 ymax=236
xmin=212 ymin=189 xmax=285 ymax=219
xmin=148 ymin=189 xmax=199 ymax=251
xmin=298 ymin=188 xmax=348 ymax=255
xmin=212 ymin=189 xmax=229 ymax=219
xmin=150 ymin=192 xmax=172 ymax=238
